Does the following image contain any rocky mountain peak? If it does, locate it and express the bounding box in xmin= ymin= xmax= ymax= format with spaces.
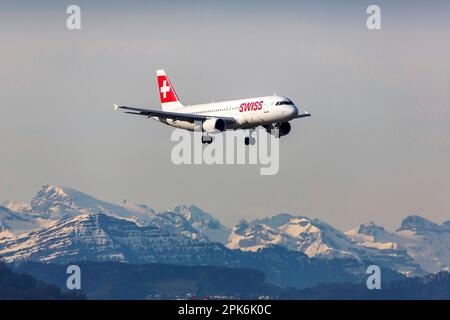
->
xmin=357 ymin=221 xmax=385 ymax=237
xmin=398 ymin=215 xmax=440 ymax=233
xmin=172 ymin=205 xmax=231 ymax=243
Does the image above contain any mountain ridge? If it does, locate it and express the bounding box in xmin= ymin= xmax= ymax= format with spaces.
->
xmin=2 ymin=184 xmax=449 ymax=277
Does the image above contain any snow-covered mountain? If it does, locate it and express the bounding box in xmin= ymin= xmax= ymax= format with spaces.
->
xmin=227 ymin=214 xmax=355 ymax=258
xmin=0 ymin=211 xmax=406 ymax=289
xmin=144 ymin=209 xmax=208 ymax=240
xmin=1 ymin=211 xmax=387 ymax=290
xmin=172 ymin=205 xmax=231 ymax=244
xmin=0 ymin=185 xmax=229 ymax=243
xmin=347 ymin=216 xmax=450 ymax=274
xmin=1 ymin=200 xmax=31 ymax=213
xmin=0 ymin=206 xmax=50 ymax=239
xmin=27 ymin=184 xmax=155 ymax=222
xmin=0 ymin=213 xmax=226 ymax=264
xmin=2 ymin=184 xmax=450 ymax=277
xmin=227 ymin=214 xmax=424 ymax=275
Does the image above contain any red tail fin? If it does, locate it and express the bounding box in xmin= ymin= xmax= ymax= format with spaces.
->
xmin=156 ymin=70 xmax=183 ymax=110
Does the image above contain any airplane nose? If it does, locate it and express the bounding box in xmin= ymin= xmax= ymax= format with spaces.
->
xmin=289 ymin=105 xmax=299 ymax=117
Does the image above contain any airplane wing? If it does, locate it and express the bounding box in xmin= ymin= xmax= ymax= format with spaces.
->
xmin=114 ymin=104 xmax=236 ymax=124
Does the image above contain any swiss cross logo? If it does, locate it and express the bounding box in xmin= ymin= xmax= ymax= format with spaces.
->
xmin=160 ymin=80 xmax=170 ymax=99
xmin=157 ymin=75 xmax=178 ymax=103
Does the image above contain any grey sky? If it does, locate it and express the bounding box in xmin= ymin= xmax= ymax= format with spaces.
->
xmin=1 ymin=0 xmax=450 ymax=230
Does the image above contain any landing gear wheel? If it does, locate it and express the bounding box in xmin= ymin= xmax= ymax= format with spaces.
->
xmin=202 ymin=136 xmax=213 ymax=144
xmin=244 ymin=137 xmax=256 ymax=145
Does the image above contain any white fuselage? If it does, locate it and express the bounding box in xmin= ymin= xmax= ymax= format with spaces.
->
xmin=155 ymin=96 xmax=300 ymax=131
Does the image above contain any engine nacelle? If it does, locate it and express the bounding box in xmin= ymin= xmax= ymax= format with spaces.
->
xmin=267 ymin=122 xmax=291 ymax=137
xmin=279 ymin=122 xmax=291 ymax=137
xmin=202 ymin=118 xmax=226 ymax=133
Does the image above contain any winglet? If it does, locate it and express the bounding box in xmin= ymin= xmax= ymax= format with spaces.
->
xmin=114 ymin=104 xmax=119 ymax=111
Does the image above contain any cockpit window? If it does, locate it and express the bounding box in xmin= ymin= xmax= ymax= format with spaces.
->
xmin=277 ymin=100 xmax=294 ymax=106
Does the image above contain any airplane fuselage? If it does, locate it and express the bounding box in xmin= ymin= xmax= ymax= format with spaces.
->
xmin=157 ymin=95 xmax=299 ymax=131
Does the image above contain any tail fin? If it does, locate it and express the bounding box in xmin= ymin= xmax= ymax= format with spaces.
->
xmin=156 ymin=70 xmax=183 ymax=111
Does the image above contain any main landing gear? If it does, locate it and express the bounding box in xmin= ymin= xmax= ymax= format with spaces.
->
xmin=200 ymin=129 xmax=257 ymax=145
xmin=201 ymin=135 xmax=213 ymax=144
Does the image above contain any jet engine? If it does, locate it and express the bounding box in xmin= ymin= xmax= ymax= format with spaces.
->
xmin=278 ymin=122 xmax=291 ymax=136
xmin=202 ymin=118 xmax=226 ymax=133
xmin=266 ymin=122 xmax=291 ymax=137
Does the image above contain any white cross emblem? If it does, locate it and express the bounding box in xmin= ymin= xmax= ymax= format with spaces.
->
xmin=160 ymin=80 xmax=170 ymax=99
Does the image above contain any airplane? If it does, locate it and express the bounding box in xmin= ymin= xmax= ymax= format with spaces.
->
xmin=115 ymin=70 xmax=311 ymax=145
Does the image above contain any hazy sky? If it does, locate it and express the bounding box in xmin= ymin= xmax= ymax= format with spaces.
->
xmin=1 ymin=0 xmax=449 ymax=230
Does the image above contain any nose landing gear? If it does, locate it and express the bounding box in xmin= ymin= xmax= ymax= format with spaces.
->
xmin=244 ymin=129 xmax=256 ymax=145
xmin=244 ymin=136 xmax=256 ymax=145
